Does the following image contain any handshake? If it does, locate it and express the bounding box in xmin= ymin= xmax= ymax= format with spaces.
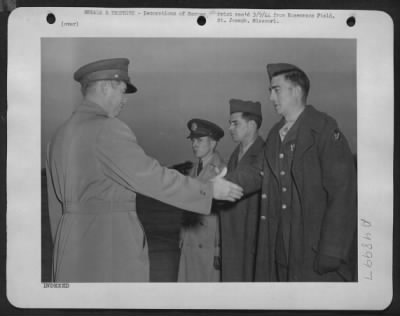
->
xmin=210 ymin=167 xmax=243 ymax=202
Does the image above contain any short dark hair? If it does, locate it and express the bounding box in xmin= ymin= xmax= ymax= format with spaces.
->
xmin=241 ymin=112 xmax=262 ymax=129
xmin=280 ymin=69 xmax=310 ymax=101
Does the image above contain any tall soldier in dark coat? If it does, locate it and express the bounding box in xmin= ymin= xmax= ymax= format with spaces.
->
xmin=254 ymin=63 xmax=357 ymax=281
xmin=220 ymin=99 xmax=265 ymax=281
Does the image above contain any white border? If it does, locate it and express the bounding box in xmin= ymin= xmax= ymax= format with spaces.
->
xmin=7 ymin=7 xmax=393 ymax=309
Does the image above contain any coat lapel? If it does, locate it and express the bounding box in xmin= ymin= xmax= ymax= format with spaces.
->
xmin=292 ymin=106 xmax=322 ymax=173
xmin=238 ymin=136 xmax=264 ymax=164
xmin=265 ymin=120 xmax=284 ymax=180
xmin=198 ymin=152 xmax=225 ymax=181
xmin=227 ymin=136 xmax=264 ymax=173
xmin=227 ymin=145 xmax=240 ymax=172
xmin=292 ymin=128 xmax=314 ymax=172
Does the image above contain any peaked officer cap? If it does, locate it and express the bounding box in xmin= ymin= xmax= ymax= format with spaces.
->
xmin=187 ymin=118 xmax=224 ymax=141
xmin=74 ymin=58 xmax=137 ymax=93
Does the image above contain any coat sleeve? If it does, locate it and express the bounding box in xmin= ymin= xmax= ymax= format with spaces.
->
xmin=318 ymin=120 xmax=357 ymax=261
xmin=46 ymin=144 xmax=62 ymax=242
xmin=95 ymin=119 xmax=213 ymax=215
xmin=224 ymin=150 xmax=264 ymax=197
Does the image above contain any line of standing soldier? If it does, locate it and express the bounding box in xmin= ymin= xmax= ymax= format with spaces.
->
xmin=47 ymin=58 xmax=357 ymax=282
xmin=177 ymin=63 xmax=357 ymax=282
xmin=222 ymin=63 xmax=357 ymax=282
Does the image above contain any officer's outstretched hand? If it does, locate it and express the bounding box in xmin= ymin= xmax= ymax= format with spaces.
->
xmin=314 ymin=253 xmax=342 ymax=275
xmin=211 ymin=167 xmax=243 ymax=202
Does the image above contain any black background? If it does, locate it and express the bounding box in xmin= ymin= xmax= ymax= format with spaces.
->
xmin=1 ymin=0 xmax=399 ymax=315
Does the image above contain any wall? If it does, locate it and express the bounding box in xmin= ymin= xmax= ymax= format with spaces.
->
xmin=41 ymin=38 xmax=357 ymax=167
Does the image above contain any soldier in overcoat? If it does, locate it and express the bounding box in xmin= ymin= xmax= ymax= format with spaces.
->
xmin=255 ymin=63 xmax=357 ymax=281
xmin=220 ymin=99 xmax=265 ymax=281
xmin=178 ymin=119 xmax=226 ymax=282
xmin=46 ymin=58 xmax=243 ymax=282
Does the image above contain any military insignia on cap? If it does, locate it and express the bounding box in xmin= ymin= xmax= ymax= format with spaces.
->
xmin=73 ymin=58 xmax=137 ymax=94
xmin=191 ymin=122 xmax=197 ymax=131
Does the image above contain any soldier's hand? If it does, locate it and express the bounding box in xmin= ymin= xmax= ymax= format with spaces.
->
xmin=211 ymin=167 xmax=243 ymax=201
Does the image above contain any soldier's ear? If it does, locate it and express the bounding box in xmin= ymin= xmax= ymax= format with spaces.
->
xmin=293 ymin=85 xmax=303 ymax=100
xmin=210 ymin=139 xmax=217 ymax=150
xmin=249 ymin=120 xmax=258 ymax=131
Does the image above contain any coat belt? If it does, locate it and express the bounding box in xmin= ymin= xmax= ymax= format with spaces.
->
xmin=63 ymin=200 xmax=136 ymax=214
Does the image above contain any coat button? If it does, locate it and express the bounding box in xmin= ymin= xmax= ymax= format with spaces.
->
xmin=260 ymin=171 xmax=264 ymax=176
xmin=282 ymin=204 xmax=287 ymax=210
xmin=262 ymin=193 xmax=267 ymax=199
xmin=282 ymin=187 xmax=287 ymax=193
xmin=260 ymin=215 xmax=266 ymax=220
xmin=280 ymin=170 xmax=285 ymax=176
xmin=279 ymin=153 xmax=284 ymax=159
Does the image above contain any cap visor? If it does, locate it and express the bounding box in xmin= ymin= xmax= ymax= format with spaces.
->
xmin=187 ymin=132 xmax=208 ymax=139
xmin=125 ymin=82 xmax=137 ymax=94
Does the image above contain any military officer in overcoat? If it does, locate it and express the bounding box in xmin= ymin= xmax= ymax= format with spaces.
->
xmin=178 ymin=119 xmax=226 ymax=282
xmin=46 ymin=58 xmax=243 ymax=282
xmin=219 ymin=99 xmax=265 ymax=281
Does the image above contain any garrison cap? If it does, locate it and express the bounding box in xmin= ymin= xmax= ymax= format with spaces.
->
xmin=229 ymin=99 xmax=262 ymax=118
xmin=74 ymin=58 xmax=137 ymax=93
xmin=187 ymin=118 xmax=224 ymax=141
xmin=266 ymin=63 xmax=306 ymax=80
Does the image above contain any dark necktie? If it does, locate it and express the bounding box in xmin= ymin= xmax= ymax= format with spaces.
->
xmin=197 ymin=160 xmax=203 ymax=176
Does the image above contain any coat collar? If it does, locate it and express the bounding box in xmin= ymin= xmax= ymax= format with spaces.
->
xmin=247 ymin=136 xmax=265 ymax=159
xmin=296 ymin=105 xmax=326 ymax=133
xmin=74 ymin=100 xmax=109 ymax=117
xmin=207 ymin=151 xmax=225 ymax=170
xmin=227 ymin=136 xmax=264 ymax=172
xmin=237 ymin=136 xmax=264 ymax=162
xmin=265 ymin=105 xmax=322 ymax=177
xmin=269 ymin=105 xmax=324 ymax=134
xmin=194 ymin=151 xmax=225 ymax=180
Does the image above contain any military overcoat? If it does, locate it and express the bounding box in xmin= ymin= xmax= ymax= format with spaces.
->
xmin=46 ymin=100 xmax=213 ymax=282
xmin=221 ymin=136 xmax=265 ymax=281
xmin=255 ymin=105 xmax=357 ymax=281
xmin=178 ymin=152 xmax=226 ymax=282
